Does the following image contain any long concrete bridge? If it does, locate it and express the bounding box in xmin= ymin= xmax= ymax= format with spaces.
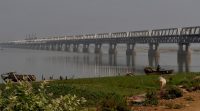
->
xmin=1 ymin=26 xmax=200 ymax=72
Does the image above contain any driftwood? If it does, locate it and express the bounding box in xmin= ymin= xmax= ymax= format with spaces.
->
xmin=1 ymin=72 xmax=36 ymax=82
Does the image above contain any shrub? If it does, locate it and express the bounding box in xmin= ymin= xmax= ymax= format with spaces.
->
xmin=178 ymin=76 xmax=200 ymax=91
xmin=98 ymin=93 xmax=130 ymax=111
xmin=165 ymin=103 xmax=184 ymax=109
xmin=162 ymin=85 xmax=183 ymax=99
xmin=144 ymin=90 xmax=158 ymax=106
xmin=0 ymin=81 xmax=86 ymax=111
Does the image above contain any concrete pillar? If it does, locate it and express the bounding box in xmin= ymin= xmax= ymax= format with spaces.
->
xmin=64 ymin=44 xmax=71 ymax=51
xmin=37 ymin=44 xmax=40 ymax=50
xmin=48 ymin=44 xmax=52 ymax=50
xmin=83 ymin=44 xmax=90 ymax=53
xmin=33 ymin=45 xmax=37 ymax=50
xmin=41 ymin=44 xmax=46 ymax=50
xmin=95 ymin=44 xmax=102 ymax=54
xmin=73 ymin=44 xmax=79 ymax=52
xmin=126 ymin=43 xmax=136 ymax=56
xmin=126 ymin=54 xmax=135 ymax=67
xmin=148 ymin=43 xmax=160 ymax=67
xmin=126 ymin=43 xmax=136 ymax=67
xmin=44 ymin=44 xmax=49 ymax=50
xmin=177 ymin=43 xmax=191 ymax=72
xmin=109 ymin=43 xmax=117 ymax=55
xmin=51 ymin=44 xmax=56 ymax=51
xmin=57 ymin=44 xmax=62 ymax=51
xmin=108 ymin=43 xmax=117 ymax=65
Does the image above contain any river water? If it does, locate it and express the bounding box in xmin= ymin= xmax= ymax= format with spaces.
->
xmin=0 ymin=44 xmax=200 ymax=82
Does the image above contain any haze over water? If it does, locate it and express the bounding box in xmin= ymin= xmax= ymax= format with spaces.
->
xmin=1 ymin=44 xmax=200 ymax=82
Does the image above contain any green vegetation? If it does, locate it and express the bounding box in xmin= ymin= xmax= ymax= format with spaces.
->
xmin=0 ymin=72 xmax=200 ymax=110
xmin=144 ymin=89 xmax=158 ymax=106
xmin=0 ymin=81 xmax=86 ymax=111
xmin=161 ymin=85 xmax=183 ymax=99
xmin=34 ymin=73 xmax=198 ymax=106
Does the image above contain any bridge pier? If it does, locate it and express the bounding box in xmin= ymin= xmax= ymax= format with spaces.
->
xmin=126 ymin=43 xmax=136 ymax=56
xmin=37 ymin=44 xmax=40 ymax=50
xmin=126 ymin=43 xmax=136 ymax=67
xmin=126 ymin=54 xmax=135 ymax=67
xmin=56 ymin=44 xmax=62 ymax=51
xmin=45 ymin=44 xmax=49 ymax=50
xmin=51 ymin=44 xmax=57 ymax=51
xmin=108 ymin=44 xmax=117 ymax=65
xmin=109 ymin=43 xmax=117 ymax=55
xmin=94 ymin=44 xmax=102 ymax=54
xmin=177 ymin=43 xmax=191 ymax=72
xmin=83 ymin=44 xmax=90 ymax=53
xmin=148 ymin=43 xmax=160 ymax=67
xmin=39 ymin=44 xmax=45 ymax=50
xmin=64 ymin=44 xmax=71 ymax=51
xmin=73 ymin=44 xmax=79 ymax=52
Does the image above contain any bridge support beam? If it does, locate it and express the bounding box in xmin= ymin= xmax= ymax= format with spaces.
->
xmin=44 ymin=44 xmax=49 ymax=50
xmin=73 ymin=44 xmax=79 ymax=52
xmin=126 ymin=43 xmax=136 ymax=56
xmin=126 ymin=43 xmax=136 ymax=67
xmin=83 ymin=44 xmax=90 ymax=53
xmin=177 ymin=43 xmax=191 ymax=72
xmin=94 ymin=44 xmax=102 ymax=54
xmin=148 ymin=43 xmax=160 ymax=67
xmin=109 ymin=43 xmax=117 ymax=55
xmin=51 ymin=44 xmax=57 ymax=51
xmin=64 ymin=44 xmax=71 ymax=51
xmin=108 ymin=43 xmax=117 ymax=65
xmin=56 ymin=44 xmax=62 ymax=51
xmin=41 ymin=44 xmax=45 ymax=50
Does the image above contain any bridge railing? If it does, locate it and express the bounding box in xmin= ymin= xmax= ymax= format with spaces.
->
xmin=96 ymin=33 xmax=110 ymax=38
xmin=180 ymin=26 xmax=200 ymax=36
xmin=84 ymin=34 xmax=96 ymax=39
xmin=151 ymin=28 xmax=179 ymax=36
xmin=128 ymin=30 xmax=149 ymax=37
xmin=4 ymin=26 xmax=200 ymax=45
xmin=111 ymin=32 xmax=128 ymax=38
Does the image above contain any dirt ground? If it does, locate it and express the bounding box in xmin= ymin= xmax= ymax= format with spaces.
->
xmin=131 ymin=91 xmax=200 ymax=111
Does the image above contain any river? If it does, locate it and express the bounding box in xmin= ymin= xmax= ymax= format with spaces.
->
xmin=0 ymin=44 xmax=200 ymax=82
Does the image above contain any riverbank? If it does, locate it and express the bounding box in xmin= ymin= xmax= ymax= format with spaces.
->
xmin=40 ymin=73 xmax=199 ymax=103
xmin=1 ymin=72 xmax=200 ymax=110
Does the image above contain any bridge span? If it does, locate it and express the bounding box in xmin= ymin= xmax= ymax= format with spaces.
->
xmin=1 ymin=26 xmax=200 ymax=72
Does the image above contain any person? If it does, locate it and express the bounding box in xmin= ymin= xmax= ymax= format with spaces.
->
xmin=157 ymin=64 xmax=161 ymax=71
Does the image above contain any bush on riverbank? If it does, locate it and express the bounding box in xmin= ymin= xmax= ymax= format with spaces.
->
xmin=98 ymin=93 xmax=130 ymax=111
xmin=161 ymin=85 xmax=183 ymax=99
xmin=0 ymin=81 xmax=86 ymax=111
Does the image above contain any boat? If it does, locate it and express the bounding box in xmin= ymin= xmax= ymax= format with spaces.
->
xmin=144 ymin=66 xmax=174 ymax=75
xmin=1 ymin=72 xmax=36 ymax=82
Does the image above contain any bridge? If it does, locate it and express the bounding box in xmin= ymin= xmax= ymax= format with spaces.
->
xmin=1 ymin=26 xmax=200 ymax=72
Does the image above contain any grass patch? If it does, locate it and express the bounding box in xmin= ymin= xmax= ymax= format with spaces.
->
xmin=0 ymin=72 xmax=200 ymax=107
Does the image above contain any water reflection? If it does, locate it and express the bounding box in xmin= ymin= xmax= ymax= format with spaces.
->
xmin=1 ymin=48 xmax=199 ymax=82
xmin=109 ymin=54 xmax=117 ymax=66
xmin=94 ymin=54 xmax=102 ymax=65
xmin=41 ymin=53 xmax=136 ymax=78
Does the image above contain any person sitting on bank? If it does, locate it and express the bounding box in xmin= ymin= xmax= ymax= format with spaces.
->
xmin=157 ymin=64 xmax=161 ymax=71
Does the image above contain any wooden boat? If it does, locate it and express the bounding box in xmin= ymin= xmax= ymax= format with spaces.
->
xmin=144 ymin=67 xmax=174 ymax=75
xmin=1 ymin=72 xmax=36 ymax=82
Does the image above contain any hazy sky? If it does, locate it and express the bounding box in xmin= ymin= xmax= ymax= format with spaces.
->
xmin=0 ymin=0 xmax=200 ymax=41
